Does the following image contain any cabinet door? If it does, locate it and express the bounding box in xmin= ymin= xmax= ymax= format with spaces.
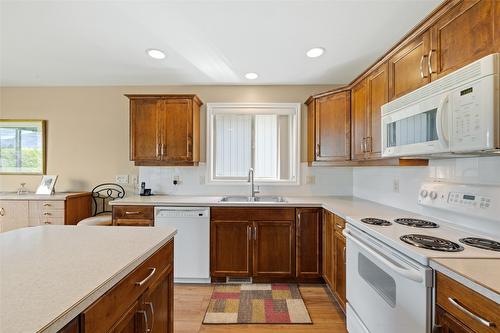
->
xmin=435 ymin=306 xmax=475 ymax=333
xmin=314 ymin=92 xmax=351 ymax=162
xmin=366 ymin=62 xmax=388 ymax=158
xmin=351 ymin=80 xmax=367 ymax=160
xmin=0 ymin=200 xmax=29 ymax=232
xmin=322 ymin=210 xmax=335 ymax=290
xmin=307 ymin=100 xmax=316 ymax=163
xmin=161 ymin=98 xmax=194 ymax=162
xmin=210 ymin=221 xmax=252 ymax=277
xmin=143 ymin=268 xmax=174 ymax=333
xmin=296 ymin=208 xmax=322 ymax=279
xmin=130 ymin=98 xmax=161 ymax=161
xmin=109 ymin=300 xmax=143 ymax=333
xmin=253 ymin=220 xmax=295 ymax=278
xmin=334 ymin=232 xmax=346 ymax=312
xmin=388 ymin=31 xmax=431 ymax=100
xmin=431 ymin=0 xmax=497 ymax=80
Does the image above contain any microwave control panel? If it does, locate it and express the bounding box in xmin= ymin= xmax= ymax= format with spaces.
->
xmin=418 ymin=182 xmax=498 ymax=220
xmin=451 ymin=81 xmax=483 ymax=148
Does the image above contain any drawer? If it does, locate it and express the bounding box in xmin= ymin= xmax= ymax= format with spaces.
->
xmin=115 ymin=218 xmax=153 ymax=227
xmin=37 ymin=200 xmax=65 ymax=210
xmin=112 ymin=205 xmax=154 ymax=220
xmin=29 ymin=215 xmax=65 ymax=226
xmin=211 ymin=207 xmax=295 ymax=221
xmin=436 ymin=272 xmax=499 ymax=333
xmin=82 ymin=240 xmax=173 ymax=333
xmin=334 ymin=215 xmax=345 ymax=231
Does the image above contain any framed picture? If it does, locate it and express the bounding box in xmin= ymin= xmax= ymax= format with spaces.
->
xmin=36 ymin=175 xmax=58 ymax=195
xmin=0 ymin=119 xmax=47 ymax=174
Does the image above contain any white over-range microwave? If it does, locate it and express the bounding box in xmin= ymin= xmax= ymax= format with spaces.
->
xmin=382 ymin=53 xmax=499 ymax=158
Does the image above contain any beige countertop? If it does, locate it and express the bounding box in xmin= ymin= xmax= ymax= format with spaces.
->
xmin=430 ymin=258 xmax=500 ymax=303
xmin=0 ymin=192 xmax=88 ymax=201
xmin=0 ymin=225 xmax=176 ymax=333
xmin=110 ymin=195 xmax=409 ymax=220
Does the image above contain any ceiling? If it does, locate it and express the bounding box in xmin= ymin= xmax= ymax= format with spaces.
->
xmin=0 ymin=0 xmax=440 ymax=86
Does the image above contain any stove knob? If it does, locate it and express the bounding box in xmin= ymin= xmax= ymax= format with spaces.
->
xmin=420 ymin=189 xmax=428 ymax=198
xmin=430 ymin=191 xmax=438 ymax=200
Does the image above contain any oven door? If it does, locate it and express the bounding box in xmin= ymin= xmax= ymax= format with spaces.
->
xmin=344 ymin=226 xmax=432 ymax=333
xmin=382 ymin=91 xmax=451 ymax=157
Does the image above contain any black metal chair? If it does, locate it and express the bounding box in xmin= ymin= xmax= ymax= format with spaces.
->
xmin=78 ymin=183 xmax=125 ymax=226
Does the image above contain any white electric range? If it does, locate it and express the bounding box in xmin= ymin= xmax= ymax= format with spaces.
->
xmin=344 ymin=182 xmax=500 ymax=333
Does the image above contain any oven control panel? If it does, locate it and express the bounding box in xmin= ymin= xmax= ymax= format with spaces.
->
xmin=418 ymin=182 xmax=499 ymax=219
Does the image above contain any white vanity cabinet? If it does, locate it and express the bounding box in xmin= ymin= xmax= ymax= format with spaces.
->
xmin=0 ymin=200 xmax=30 ymax=232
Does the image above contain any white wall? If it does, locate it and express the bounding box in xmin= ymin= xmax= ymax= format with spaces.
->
xmin=353 ymin=156 xmax=500 ymax=236
xmin=139 ymin=163 xmax=353 ymax=196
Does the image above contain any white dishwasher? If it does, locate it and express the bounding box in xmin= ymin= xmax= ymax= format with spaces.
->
xmin=154 ymin=207 xmax=210 ymax=283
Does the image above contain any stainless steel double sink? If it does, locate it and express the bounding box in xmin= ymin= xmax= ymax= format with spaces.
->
xmin=219 ymin=195 xmax=287 ymax=203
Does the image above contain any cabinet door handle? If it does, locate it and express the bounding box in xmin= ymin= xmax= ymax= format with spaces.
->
xmin=161 ymin=143 xmax=165 ymax=157
xmin=0 ymin=208 xmax=4 ymax=216
xmin=343 ymin=246 xmax=346 ymax=264
xmin=428 ymin=49 xmax=435 ymax=75
xmin=367 ymin=136 xmax=372 ymax=153
xmin=145 ymin=302 xmax=154 ymax=332
xmin=138 ymin=310 xmax=149 ymax=333
xmin=316 ymin=144 xmax=321 ymax=156
xmin=419 ymin=55 xmax=428 ymax=79
xmin=448 ymin=297 xmax=495 ymax=327
xmin=135 ymin=267 xmax=156 ymax=286
xmin=253 ymin=226 xmax=257 ymax=240
xmin=247 ymin=226 xmax=251 ymax=241
xmin=156 ymin=143 xmax=160 ymax=159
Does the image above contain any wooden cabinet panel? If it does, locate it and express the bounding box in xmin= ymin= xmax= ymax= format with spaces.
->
xmin=58 ymin=318 xmax=79 ymax=333
xmin=162 ymin=99 xmax=193 ymax=162
xmin=211 ymin=207 xmax=295 ymax=221
xmin=253 ymin=220 xmax=295 ymax=278
xmin=0 ymin=200 xmax=29 ymax=232
xmin=143 ymin=267 xmax=174 ymax=333
xmin=388 ymin=31 xmax=431 ymax=101
xmin=436 ymin=306 xmax=475 ymax=333
xmin=436 ymin=272 xmax=499 ymax=333
xmin=431 ymin=0 xmax=497 ymax=80
xmin=130 ymin=98 xmax=161 ymax=161
xmin=109 ymin=301 xmax=142 ymax=333
xmin=296 ymin=208 xmax=322 ymax=279
xmin=307 ymin=99 xmax=316 ymax=163
xmin=210 ymin=220 xmax=252 ymax=277
xmin=334 ymin=231 xmax=346 ymax=313
xmin=322 ymin=210 xmax=335 ymax=291
xmin=113 ymin=205 xmax=154 ymax=227
xmin=351 ymin=80 xmax=367 ymax=160
xmin=366 ymin=62 xmax=388 ymax=158
xmin=314 ymin=91 xmax=351 ymax=162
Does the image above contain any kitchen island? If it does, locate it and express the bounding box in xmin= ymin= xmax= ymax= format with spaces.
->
xmin=0 ymin=225 xmax=176 ymax=333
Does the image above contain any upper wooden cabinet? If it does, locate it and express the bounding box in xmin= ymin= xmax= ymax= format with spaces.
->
xmin=351 ymin=80 xmax=367 ymax=161
xmin=388 ymin=30 xmax=431 ymax=101
xmin=127 ymin=94 xmax=202 ymax=166
xmin=306 ymin=90 xmax=351 ymax=165
xmin=430 ymin=0 xmax=499 ymax=80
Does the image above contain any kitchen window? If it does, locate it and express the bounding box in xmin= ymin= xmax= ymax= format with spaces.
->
xmin=207 ymin=103 xmax=300 ymax=184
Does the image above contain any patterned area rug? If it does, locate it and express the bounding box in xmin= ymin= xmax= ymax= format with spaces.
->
xmin=202 ymin=283 xmax=312 ymax=324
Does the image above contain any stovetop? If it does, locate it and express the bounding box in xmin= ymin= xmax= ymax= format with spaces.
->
xmin=347 ymin=214 xmax=500 ymax=265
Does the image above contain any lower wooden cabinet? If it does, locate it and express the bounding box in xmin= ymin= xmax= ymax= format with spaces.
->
xmin=436 ymin=305 xmax=475 ymax=333
xmin=322 ymin=210 xmax=335 ymax=290
xmin=112 ymin=205 xmax=154 ymax=226
xmin=210 ymin=207 xmax=320 ymax=281
xmin=334 ymin=231 xmax=346 ymax=312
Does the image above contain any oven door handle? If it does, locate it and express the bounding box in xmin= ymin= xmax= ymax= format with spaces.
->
xmin=344 ymin=229 xmax=424 ymax=283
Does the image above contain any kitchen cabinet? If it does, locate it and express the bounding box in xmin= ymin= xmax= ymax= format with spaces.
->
xmin=351 ymin=80 xmax=367 ymax=161
xmin=0 ymin=193 xmax=91 ymax=232
xmin=435 ymin=272 xmax=499 ymax=333
xmin=210 ymin=207 xmax=317 ymax=281
xmin=333 ymin=215 xmax=346 ymax=313
xmin=388 ymin=30 xmax=431 ymax=101
xmin=322 ymin=210 xmax=335 ymax=291
xmin=80 ymin=240 xmax=173 ymax=333
xmin=127 ymin=94 xmax=202 ymax=166
xmin=112 ymin=205 xmax=154 ymax=226
xmin=306 ymin=90 xmax=351 ymax=165
xmin=296 ymin=208 xmax=322 ymax=279
xmin=430 ymin=0 xmax=498 ymax=80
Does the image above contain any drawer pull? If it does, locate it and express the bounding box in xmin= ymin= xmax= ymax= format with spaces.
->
xmin=448 ymin=297 xmax=495 ymax=327
xmin=0 ymin=208 xmax=4 ymax=216
xmin=43 ymin=212 xmax=52 ymax=216
xmin=43 ymin=203 xmax=51 ymax=207
xmin=135 ymin=267 xmax=156 ymax=286
xmin=44 ymin=221 xmax=52 ymax=224
xmin=125 ymin=211 xmax=141 ymax=215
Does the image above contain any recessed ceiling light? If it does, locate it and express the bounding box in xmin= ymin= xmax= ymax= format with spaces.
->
xmin=306 ymin=47 xmax=325 ymax=58
xmin=245 ymin=72 xmax=259 ymax=80
xmin=146 ymin=49 xmax=166 ymax=59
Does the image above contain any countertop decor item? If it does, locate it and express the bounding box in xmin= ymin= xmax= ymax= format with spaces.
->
xmin=35 ymin=175 xmax=58 ymax=194
xmin=203 ymin=283 xmax=312 ymax=324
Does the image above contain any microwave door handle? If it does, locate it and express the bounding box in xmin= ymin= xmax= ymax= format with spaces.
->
xmin=436 ymin=95 xmax=450 ymax=144
xmin=343 ymin=229 xmax=424 ymax=283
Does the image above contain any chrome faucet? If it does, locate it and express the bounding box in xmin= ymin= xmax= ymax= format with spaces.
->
xmin=248 ymin=168 xmax=260 ymax=200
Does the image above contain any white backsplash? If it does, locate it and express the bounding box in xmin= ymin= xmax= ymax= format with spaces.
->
xmin=353 ymin=156 xmax=500 ymax=236
xmin=139 ymin=163 xmax=353 ymax=197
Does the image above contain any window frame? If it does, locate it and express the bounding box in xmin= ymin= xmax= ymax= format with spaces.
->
xmin=0 ymin=119 xmax=46 ymax=175
xmin=206 ymin=103 xmax=301 ymax=185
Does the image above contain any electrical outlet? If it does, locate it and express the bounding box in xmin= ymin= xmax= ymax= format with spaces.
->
xmin=172 ymin=175 xmax=181 ymax=185
xmin=306 ymin=176 xmax=316 ymax=185
xmin=115 ymin=175 xmax=129 ymax=184
xmin=393 ymin=177 xmax=400 ymax=193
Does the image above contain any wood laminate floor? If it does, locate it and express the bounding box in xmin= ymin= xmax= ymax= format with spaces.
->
xmin=174 ymin=284 xmax=347 ymax=333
